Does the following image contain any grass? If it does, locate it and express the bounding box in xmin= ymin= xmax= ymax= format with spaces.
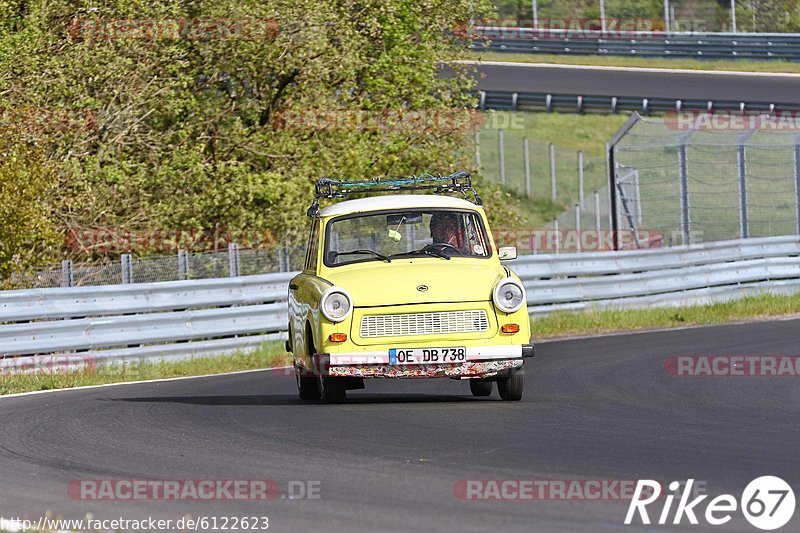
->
xmin=531 ymin=292 xmax=800 ymax=339
xmin=467 ymin=51 xmax=800 ymax=74
xmin=0 ymin=341 xmax=291 ymax=396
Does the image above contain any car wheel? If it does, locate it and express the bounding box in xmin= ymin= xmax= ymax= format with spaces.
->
xmin=497 ymin=367 xmax=524 ymax=401
xmin=469 ymin=379 xmax=493 ymax=397
xmin=296 ymin=367 xmax=320 ymax=401
xmin=319 ymin=376 xmax=347 ymax=404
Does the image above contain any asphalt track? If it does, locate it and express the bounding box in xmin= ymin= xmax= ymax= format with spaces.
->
xmin=1 ymin=318 xmax=800 ymax=532
xmin=450 ymin=62 xmax=800 ymax=106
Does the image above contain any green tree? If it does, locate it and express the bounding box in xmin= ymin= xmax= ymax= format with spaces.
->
xmin=0 ymin=0 xmax=492 ymax=271
xmin=0 ymin=140 xmax=60 ymax=281
xmin=734 ymin=0 xmax=800 ymax=32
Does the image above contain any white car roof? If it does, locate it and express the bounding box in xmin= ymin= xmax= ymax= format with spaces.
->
xmin=319 ymin=194 xmax=482 ymax=218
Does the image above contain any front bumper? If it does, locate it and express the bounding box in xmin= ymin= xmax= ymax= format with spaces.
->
xmin=311 ymin=344 xmax=533 ymax=379
xmin=330 ymin=359 xmax=523 ymax=378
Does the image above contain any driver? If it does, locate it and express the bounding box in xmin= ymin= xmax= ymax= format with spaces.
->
xmin=429 ymin=212 xmax=465 ymax=253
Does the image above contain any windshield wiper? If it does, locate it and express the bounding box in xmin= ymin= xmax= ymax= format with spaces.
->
xmin=389 ymin=248 xmax=451 ymax=260
xmin=332 ymin=249 xmax=391 ymax=262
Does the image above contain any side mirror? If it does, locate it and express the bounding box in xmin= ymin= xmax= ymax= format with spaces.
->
xmin=498 ymin=246 xmax=517 ymax=260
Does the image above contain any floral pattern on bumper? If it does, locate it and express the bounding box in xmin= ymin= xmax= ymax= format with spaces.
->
xmin=328 ymin=359 xmax=523 ymax=378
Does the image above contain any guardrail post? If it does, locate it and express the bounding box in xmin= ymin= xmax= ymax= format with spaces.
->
xmin=498 ymin=129 xmax=506 ymax=186
xmin=794 ymin=139 xmax=800 ymax=235
xmin=121 ymin=254 xmax=133 ymax=284
xmin=228 ymin=243 xmax=240 ymax=277
xmin=61 ymin=260 xmax=73 ymax=288
xmin=578 ymin=151 xmax=584 ymax=206
xmin=678 ymin=143 xmax=691 ymax=245
xmin=178 ymin=250 xmax=189 ymax=281
xmin=523 ymin=137 xmax=531 ymax=198
xmin=549 ymin=143 xmax=556 ymax=200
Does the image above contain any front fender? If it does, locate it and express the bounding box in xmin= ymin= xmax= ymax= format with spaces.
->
xmin=288 ymin=273 xmax=334 ymax=366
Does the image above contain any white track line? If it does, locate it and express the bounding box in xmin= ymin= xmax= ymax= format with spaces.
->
xmin=456 ymin=59 xmax=800 ymax=78
xmin=0 ymin=366 xmax=293 ymax=400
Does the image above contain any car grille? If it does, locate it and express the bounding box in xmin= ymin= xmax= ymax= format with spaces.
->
xmin=359 ymin=310 xmax=490 ymax=338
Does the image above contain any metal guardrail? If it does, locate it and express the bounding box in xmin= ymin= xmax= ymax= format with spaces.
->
xmin=477 ymin=90 xmax=800 ymax=115
xmin=473 ymin=27 xmax=800 ymax=60
xmin=2 ymin=236 xmax=799 ymax=369
xmin=0 ymin=273 xmax=294 ymax=370
xmin=518 ymin=235 xmax=800 ymax=313
xmin=0 ymin=273 xmax=292 ymax=322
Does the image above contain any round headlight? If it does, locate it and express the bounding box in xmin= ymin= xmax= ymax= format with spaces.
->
xmin=493 ymin=279 xmax=526 ymax=313
xmin=321 ymin=287 xmax=352 ymax=322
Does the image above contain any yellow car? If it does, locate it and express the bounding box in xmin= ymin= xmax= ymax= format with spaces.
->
xmin=287 ymin=172 xmax=534 ymax=403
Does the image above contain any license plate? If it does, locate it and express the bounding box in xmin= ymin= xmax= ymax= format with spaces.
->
xmin=388 ymin=347 xmax=466 ymax=365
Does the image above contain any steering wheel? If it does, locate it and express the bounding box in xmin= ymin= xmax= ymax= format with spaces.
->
xmin=424 ymin=242 xmax=460 ymax=253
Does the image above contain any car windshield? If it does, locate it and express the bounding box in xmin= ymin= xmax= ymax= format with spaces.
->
xmin=324 ymin=209 xmax=491 ymax=266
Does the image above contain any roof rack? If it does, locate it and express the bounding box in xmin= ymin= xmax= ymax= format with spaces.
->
xmin=308 ymin=171 xmax=482 ymax=217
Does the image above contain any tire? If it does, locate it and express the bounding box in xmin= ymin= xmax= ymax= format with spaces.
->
xmin=296 ymin=367 xmax=320 ymax=401
xmin=319 ymin=376 xmax=347 ymax=404
xmin=469 ymin=379 xmax=493 ymax=397
xmin=497 ymin=367 xmax=524 ymax=401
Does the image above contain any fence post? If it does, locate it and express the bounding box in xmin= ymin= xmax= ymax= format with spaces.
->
xmin=737 ymin=132 xmax=752 ymax=239
xmin=475 ymin=130 xmax=481 ymax=169
xmin=553 ymin=219 xmax=560 ymax=253
xmin=61 ymin=260 xmax=73 ymax=288
xmin=121 ymin=254 xmax=133 ymax=284
xmin=228 ymin=243 xmax=240 ymax=277
xmin=575 ymin=204 xmax=582 ymax=252
xmin=278 ymin=245 xmax=289 ymax=273
xmin=795 ymin=139 xmax=800 ymax=235
xmin=549 ymin=143 xmax=556 ymax=200
xmin=578 ymin=151 xmax=584 ymax=206
xmin=614 ymin=162 xmax=623 ymax=242
xmin=498 ymin=129 xmax=506 ymax=186
xmin=523 ymin=137 xmax=531 ymax=198
xmin=633 ymin=169 xmax=642 ymax=227
xmin=178 ymin=249 xmax=189 ymax=281
xmin=594 ymin=191 xmax=601 ymax=233
xmin=678 ymin=143 xmax=691 ymax=245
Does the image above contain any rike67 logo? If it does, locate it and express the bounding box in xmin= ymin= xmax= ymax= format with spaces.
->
xmin=625 ymin=477 xmax=795 ymax=530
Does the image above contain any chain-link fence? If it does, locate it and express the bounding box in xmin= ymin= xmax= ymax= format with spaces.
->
xmin=612 ymin=114 xmax=800 ymax=248
xmin=8 ymin=244 xmax=306 ymax=290
xmin=476 ymin=128 xmax=607 ymax=205
xmin=477 ymin=126 xmax=616 ymax=253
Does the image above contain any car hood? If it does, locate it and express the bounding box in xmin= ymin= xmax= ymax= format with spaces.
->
xmin=323 ymin=260 xmax=506 ymax=307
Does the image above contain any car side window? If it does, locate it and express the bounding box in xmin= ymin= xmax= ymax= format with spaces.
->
xmin=305 ymin=219 xmax=320 ymax=271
